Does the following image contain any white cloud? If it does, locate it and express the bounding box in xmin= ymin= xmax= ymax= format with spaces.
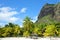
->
xmin=31 ymin=16 xmax=38 ymax=23
xmin=20 ymin=24 xmax=23 ymax=27
xmin=0 ymin=7 xmax=28 ymax=27
xmin=7 ymin=17 xmax=19 ymax=22
xmin=0 ymin=23 xmax=6 ymax=27
xmin=0 ymin=7 xmax=15 ymax=12
xmin=20 ymin=8 xmax=27 ymax=13
xmin=0 ymin=7 xmax=19 ymax=23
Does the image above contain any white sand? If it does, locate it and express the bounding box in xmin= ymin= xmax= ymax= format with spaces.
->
xmin=0 ymin=37 xmax=60 ymax=40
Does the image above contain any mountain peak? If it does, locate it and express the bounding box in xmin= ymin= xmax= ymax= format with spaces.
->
xmin=37 ymin=3 xmax=60 ymax=24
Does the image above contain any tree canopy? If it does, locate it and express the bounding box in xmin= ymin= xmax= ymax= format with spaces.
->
xmin=0 ymin=16 xmax=60 ymax=37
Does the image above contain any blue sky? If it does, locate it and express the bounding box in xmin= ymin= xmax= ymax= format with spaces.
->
xmin=0 ymin=0 xmax=60 ymax=27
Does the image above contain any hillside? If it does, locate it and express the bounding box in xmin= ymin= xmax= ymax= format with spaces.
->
xmin=37 ymin=3 xmax=60 ymax=24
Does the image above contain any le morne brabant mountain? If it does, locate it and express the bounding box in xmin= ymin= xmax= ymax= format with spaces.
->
xmin=37 ymin=3 xmax=60 ymax=24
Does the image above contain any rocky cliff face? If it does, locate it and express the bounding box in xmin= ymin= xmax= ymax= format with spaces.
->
xmin=37 ymin=3 xmax=60 ymax=24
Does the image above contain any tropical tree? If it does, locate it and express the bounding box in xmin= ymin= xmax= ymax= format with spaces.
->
xmin=23 ymin=16 xmax=34 ymax=37
xmin=11 ymin=25 xmax=21 ymax=37
xmin=33 ymin=23 xmax=46 ymax=37
xmin=23 ymin=31 xmax=30 ymax=37
xmin=43 ymin=25 xmax=56 ymax=37
xmin=0 ymin=27 xmax=12 ymax=37
xmin=23 ymin=17 xmax=34 ymax=32
xmin=3 ymin=23 xmax=21 ymax=37
xmin=5 ymin=23 xmax=15 ymax=27
xmin=55 ymin=22 xmax=60 ymax=37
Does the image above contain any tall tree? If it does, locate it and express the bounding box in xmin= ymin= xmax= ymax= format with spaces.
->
xmin=23 ymin=16 xmax=34 ymax=37
xmin=0 ymin=27 xmax=12 ymax=37
xmin=23 ymin=16 xmax=34 ymax=32
xmin=11 ymin=25 xmax=21 ymax=37
xmin=55 ymin=22 xmax=60 ymax=37
xmin=43 ymin=25 xmax=56 ymax=37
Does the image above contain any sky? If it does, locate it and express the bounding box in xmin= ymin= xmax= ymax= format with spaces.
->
xmin=0 ymin=0 xmax=60 ymax=27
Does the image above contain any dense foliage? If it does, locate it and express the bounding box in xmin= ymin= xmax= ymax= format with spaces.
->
xmin=0 ymin=17 xmax=60 ymax=37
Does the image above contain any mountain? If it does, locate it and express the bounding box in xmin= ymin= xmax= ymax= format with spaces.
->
xmin=36 ymin=3 xmax=60 ymax=24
